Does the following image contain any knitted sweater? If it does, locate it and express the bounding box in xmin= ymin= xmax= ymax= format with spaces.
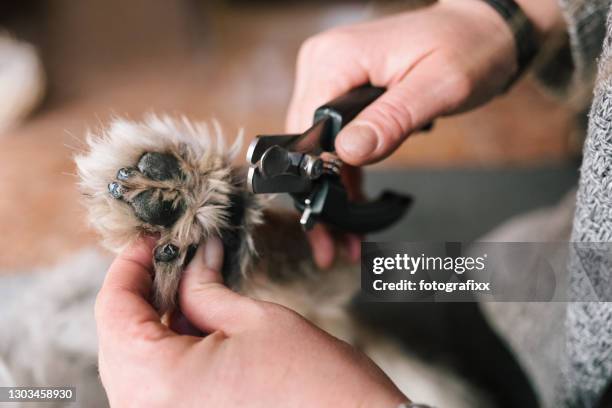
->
xmin=555 ymin=0 xmax=612 ymax=406
xmin=480 ymin=1 xmax=612 ymax=406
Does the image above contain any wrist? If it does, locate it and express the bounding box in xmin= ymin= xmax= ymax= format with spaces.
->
xmin=444 ymin=0 xmax=556 ymax=90
xmin=513 ymin=0 xmax=563 ymax=41
xmin=438 ymin=0 xmax=519 ymax=82
xmin=441 ymin=0 xmax=562 ymax=41
xmin=478 ymin=0 xmax=541 ymax=84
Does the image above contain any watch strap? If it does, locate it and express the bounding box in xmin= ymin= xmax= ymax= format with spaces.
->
xmin=480 ymin=0 xmax=539 ymax=87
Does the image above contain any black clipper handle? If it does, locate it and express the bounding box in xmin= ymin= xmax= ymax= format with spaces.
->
xmin=293 ymin=179 xmax=412 ymax=234
xmin=314 ymin=85 xmax=385 ymax=152
xmin=313 ymin=85 xmax=432 ymax=152
xmin=325 ymin=185 xmax=413 ymax=234
xmin=294 ymin=84 xmax=425 ymax=234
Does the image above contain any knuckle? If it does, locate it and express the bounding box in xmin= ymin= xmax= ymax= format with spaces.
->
xmin=249 ymin=300 xmax=297 ymax=327
xmin=437 ymin=53 xmax=473 ymax=107
xmin=382 ymin=99 xmax=413 ymax=137
xmin=436 ymin=50 xmax=460 ymax=70
xmin=248 ymin=300 xmax=276 ymax=324
xmin=321 ymin=27 xmax=353 ymax=47
xmin=446 ymin=70 xmax=473 ymax=106
xmin=132 ymin=321 xmax=167 ymax=343
xmin=192 ymin=283 xmax=230 ymax=305
xmin=367 ymin=97 xmax=414 ymax=144
xmin=181 ymin=284 xmax=226 ymax=315
xmin=95 ymin=290 xmax=164 ymax=345
xmin=297 ymin=35 xmax=323 ymax=64
xmin=298 ymin=28 xmax=353 ymax=62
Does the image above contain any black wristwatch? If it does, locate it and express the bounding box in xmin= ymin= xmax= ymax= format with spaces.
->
xmin=480 ymin=0 xmax=540 ymax=87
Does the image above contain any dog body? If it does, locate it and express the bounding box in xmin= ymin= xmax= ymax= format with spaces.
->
xmin=76 ymin=116 xmax=490 ymax=408
xmin=249 ymin=211 xmax=488 ymax=408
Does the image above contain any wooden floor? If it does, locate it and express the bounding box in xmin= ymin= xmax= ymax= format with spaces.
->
xmin=0 ymin=0 xmax=579 ymax=270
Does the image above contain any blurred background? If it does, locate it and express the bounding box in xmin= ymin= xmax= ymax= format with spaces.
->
xmin=0 ymin=2 xmax=584 ymax=406
xmin=0 ymin=0 xmax=581 ymax=272
xmin=0 ymin=0 xmax=580 ymax=270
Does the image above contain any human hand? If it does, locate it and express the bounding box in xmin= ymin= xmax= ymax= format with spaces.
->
xmin=96 ymin=237 xmax=408 ymax=407
xmin=287 ymin=0 xmax=521 ymax=166
xmin=306 ymin=164 xmax=363 ymax=269
xmin=292 ymin=0 xmax=535 ymax=267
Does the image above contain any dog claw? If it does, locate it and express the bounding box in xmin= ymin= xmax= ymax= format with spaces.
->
xmin=116 ymin=167 xmax=133 ymax=181
xmin=155 ymin=243 xmax=179 ymax=262
xmin=108 ymin=182 xmax=125 ymax=199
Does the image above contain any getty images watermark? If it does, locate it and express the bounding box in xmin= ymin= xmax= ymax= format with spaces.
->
xmin=371 ymin=251 xmax=490 ymax=292
xmin=361 ymin=242 xmax=612 ymax=302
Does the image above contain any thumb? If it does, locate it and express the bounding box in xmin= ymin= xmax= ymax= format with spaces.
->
xmin=336 ymin=52 xmax=467 ymax=165
xmin=178 ymin=237 xmax=254 ymax=335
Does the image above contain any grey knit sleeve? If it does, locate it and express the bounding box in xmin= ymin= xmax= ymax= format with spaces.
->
xmin=536 ymin=0 xmax=611 ymax=105
xmin=565 ymin=3 xmax=612 ymax=407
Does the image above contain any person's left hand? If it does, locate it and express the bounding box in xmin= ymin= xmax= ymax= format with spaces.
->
xmin=96 ymin=236 xmax=408 ymax=407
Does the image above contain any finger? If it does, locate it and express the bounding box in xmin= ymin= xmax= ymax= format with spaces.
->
xmin=179 ymin=237 xmax=255 ymax=335
xmin=286 ymin=42 xmax=368 ymax=133
xmin=95 ymin=236 xmax=173 ymax=346
xmin=306 ymin=223 xmax=336 ymax=269
xmin=343 ymin=233 xmax=362 ymax=264
xmin=336 ymin=52 xmax=466 ymax=165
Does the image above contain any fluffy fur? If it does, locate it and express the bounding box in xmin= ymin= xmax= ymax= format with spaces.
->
xmin=75 ymin=116 xmax=491 ymax=407
xmin=76 ymin=116 xmax=263 ymax=312
xmin=0 ymin=249 xmax=109 ymax=408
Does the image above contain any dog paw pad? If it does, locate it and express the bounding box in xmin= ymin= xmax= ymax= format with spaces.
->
xmin=137 ymin=152 xmax=182 ymax=181
xmin=108 ymin=152 xmax=187 ymax=227
xmin=131 ymin=189 xmax=184 ymax=227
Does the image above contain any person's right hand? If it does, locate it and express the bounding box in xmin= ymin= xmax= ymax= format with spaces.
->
xmin=291 ymin=0 xmax=561 ymax=267
xmin=289 ymin=0 xmax=528 ymax=269
xmin=286 ymin=0 xmax=519 ymax=166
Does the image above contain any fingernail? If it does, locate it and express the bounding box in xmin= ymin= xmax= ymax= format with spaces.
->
xmin=182 ymin=237 xmax=225 ymax=286
xmin=338 ymin=125 xmax=377 ymax=160
xmin=203 ymin=236 xmax=224 ymax=271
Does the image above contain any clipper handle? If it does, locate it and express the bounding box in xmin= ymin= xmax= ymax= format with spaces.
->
xmin=313 ymin=85 xmax=433 ymax=152
xmin=314 ymin=85 xmax=385 ymax=152
xmin=292 ymin=178 xmax=413 ymax=234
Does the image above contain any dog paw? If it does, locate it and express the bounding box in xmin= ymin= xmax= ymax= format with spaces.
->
xmin=76 ymin=116 xmax=262 ymax=313
xmin=107 ymin=152 xmax=186 ymax=229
